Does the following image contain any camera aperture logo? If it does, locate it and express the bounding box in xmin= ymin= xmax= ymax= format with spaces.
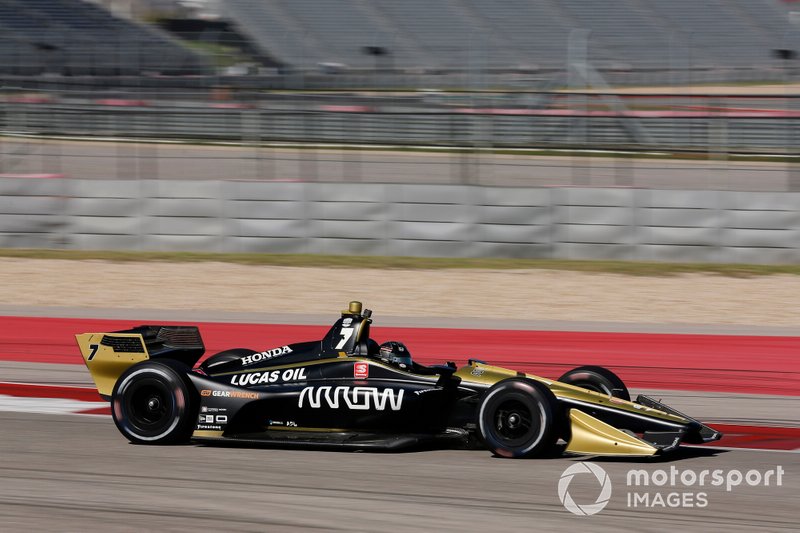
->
xmin=558 ymin=463 xmax=785 ymax=516
xmin=558 ymin=462 xmax=612 ymax=516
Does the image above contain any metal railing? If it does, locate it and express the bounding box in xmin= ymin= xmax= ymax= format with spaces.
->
xmin=2 ymin=87 xmax=800 ymax=190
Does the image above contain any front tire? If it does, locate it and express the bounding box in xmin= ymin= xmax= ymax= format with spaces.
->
xmin=478 ymin=378 xmax=562 ymax=458
xmin=557 ymin=365 xmax=630 ymax=401
xmin=111 ymin=360 xmax=197 ymax=445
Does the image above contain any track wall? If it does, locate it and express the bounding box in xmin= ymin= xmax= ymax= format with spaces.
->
xmin=1 ymin=178 xmax=798 ymax=263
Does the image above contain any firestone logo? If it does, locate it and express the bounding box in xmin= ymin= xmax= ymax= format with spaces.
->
xmin=558 ymin=462 xmax=613 ymax=516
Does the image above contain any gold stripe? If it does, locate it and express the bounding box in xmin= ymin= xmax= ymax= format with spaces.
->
xmin=192 ymin=430 xmax=224 ymax=438
xmin=267 ymin=426 xmax=348 ymax=433
xmin=456 ymin=363 xmax=688 ymax=425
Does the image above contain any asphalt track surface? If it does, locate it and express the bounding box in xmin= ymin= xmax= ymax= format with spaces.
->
xmin=0 ymin=309 xmax=798 ymax=531
xmin=0 ymin=410 xmax=796 ymax=532
xmin=3 ymin=138 xmax=797 ymax=190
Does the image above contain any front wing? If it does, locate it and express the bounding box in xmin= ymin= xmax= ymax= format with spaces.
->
xmin=563 ymin=395 xmax=722 ymax=456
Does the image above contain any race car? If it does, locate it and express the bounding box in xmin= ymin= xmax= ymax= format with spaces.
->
xmin=76 ymin=301 xmax=721 ymax=458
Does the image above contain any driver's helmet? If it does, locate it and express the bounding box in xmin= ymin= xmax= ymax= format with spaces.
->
xmin=378 ymin=341 xmax=413 ymax=370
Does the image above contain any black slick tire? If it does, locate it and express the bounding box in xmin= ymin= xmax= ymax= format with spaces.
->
xmin=557 ymin=365 xmax=631 ymax=401
xmin=477 ymin=378 xmax=562 ymax=458
xmin=111 ymin=360 xmax=197 ymax=445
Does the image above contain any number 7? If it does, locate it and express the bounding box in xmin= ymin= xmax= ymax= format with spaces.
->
xmin=336 ymin=328 xmax=354 ymax=349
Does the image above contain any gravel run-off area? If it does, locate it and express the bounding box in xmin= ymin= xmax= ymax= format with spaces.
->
xmin=1 ymin=258 xmax=799 ymax=327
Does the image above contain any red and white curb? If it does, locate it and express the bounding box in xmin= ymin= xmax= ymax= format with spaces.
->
xmin=0 ymin=382 xmax=109 ymax=416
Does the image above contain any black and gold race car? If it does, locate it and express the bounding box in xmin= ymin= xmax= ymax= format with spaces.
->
xmin=76 ymin=301 xmax=721 ymax=458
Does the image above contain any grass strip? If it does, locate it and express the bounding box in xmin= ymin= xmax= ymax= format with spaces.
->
xmin=0 ymin=249 xmax=798 ymax=277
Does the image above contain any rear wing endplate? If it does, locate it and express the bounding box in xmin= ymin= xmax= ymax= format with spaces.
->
xmin=76 ymin=325 xmax=204 ymax=399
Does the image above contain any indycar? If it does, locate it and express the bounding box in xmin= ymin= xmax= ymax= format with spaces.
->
xmin=76 ymin=301 xmax=721 ymax=458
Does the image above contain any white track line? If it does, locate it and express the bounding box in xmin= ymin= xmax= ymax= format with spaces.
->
xmin=0 ymin=394 xmax=107 ymax=415
xmin=687 ymin=444 xmax=800 ymax=454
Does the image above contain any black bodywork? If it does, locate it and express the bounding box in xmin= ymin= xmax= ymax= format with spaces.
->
xmin=188 ymin=307 xmax=476 ymax=448
xmin=84 ymin=302 xmax=722 ymax=455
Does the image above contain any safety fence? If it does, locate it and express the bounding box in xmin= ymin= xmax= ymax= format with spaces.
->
xmin=3 ymin=92 xmax=800 ymax=153
xmin=1 ymin=178 xmax=798 ymax=264
xmin=4 ymin=89 xmax=800 ymax=191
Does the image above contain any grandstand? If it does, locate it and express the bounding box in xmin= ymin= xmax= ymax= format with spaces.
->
xmin=0 ymin=0 xmax=798 ymax=83
xmin=0 ymin=0 xmax=206 ymax=75
xmin=224 ymin=0 xmax=799 ymax=74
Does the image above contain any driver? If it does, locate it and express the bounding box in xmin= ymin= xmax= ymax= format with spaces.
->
xmin=377 ymin=341 xmax=413 ymax=370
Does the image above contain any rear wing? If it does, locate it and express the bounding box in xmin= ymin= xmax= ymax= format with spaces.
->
xmin=76 ymin=325 xmax=205 ymax=399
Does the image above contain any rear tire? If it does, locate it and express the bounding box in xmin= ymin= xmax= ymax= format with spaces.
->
xmin=111 ymin=360 xmax=197 ymax=445
xmin=558 ymin=365 xmax=630 ymax=401
xmin=478 ymin=378 xmax=562 ymax=458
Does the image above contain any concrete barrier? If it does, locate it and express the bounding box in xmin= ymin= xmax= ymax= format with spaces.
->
xmin=1 ymin=178 xmax=798 ymax=263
